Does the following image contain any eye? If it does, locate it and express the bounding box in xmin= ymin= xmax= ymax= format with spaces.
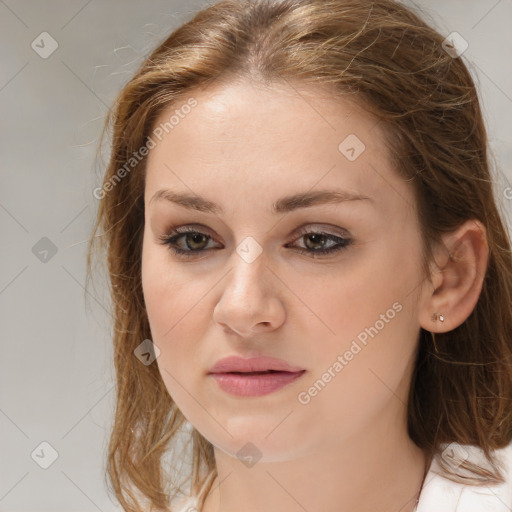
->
xmin=285 ymin=227 xmax=352 ymax=258
xmin=157 ymin=225 xmax=353 ymax=259
xmin=157 ymin=226 xmax=220 ymax=258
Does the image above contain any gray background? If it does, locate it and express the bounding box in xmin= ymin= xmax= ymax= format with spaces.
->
xmin=1 ymin=1 xmax=511 ymax=511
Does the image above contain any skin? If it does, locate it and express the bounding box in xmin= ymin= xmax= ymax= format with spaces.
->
xmin=141 ymin=79 xmax=488 ymax=512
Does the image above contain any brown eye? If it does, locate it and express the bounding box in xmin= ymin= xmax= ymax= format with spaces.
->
xmin=286 ymin=229 xmax=353 ymax=258
xmin=157 ymin=226 xmax=221 ymax=258
xmin=287 ymin=226 xmax=353 ymax=258
xmin=184 ymin=233 xmax=209 ymax=251
xmin=303 ymin=233 xmax=330 ymax=251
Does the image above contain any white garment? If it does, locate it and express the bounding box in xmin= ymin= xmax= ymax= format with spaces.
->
xmin=172 ymin=441 xmax=512 ymax=512
xmin=416 ymin=441 xmax=512 ymax=512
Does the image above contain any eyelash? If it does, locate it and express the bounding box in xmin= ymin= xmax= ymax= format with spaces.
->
xmin=157 ymin=225 xmax=353 ymax=259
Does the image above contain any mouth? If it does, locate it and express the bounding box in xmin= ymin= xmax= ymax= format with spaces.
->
xmin=226 ymin=370 xmax=284 ymax=374
xmin=208 ymin=355 xmax=305 ymax=374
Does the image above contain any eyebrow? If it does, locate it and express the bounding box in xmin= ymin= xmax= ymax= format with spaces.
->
xmin=149 ymin=188 xmax=372 ymax=215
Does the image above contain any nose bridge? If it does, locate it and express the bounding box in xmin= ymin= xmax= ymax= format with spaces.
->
xmin=225 ymin=242 xmax=268 ymax=303
xmin=214 ymin=241 xmax=286 ymax=335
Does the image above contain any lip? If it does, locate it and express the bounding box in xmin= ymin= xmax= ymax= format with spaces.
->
xmin=207 ymin=356 xmax=306 ymax=397
xmin=209 ymin=371 xmax=305 ymax=397
xmin=208 ymin=355 xmax=305 ymax=374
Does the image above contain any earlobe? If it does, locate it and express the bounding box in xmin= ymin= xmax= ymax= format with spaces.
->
xmin=418 ymin=219 xmax=489 ymax=333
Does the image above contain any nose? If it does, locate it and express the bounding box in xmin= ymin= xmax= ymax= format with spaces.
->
xmin=213 ymin=253 xmax=286 ymax=337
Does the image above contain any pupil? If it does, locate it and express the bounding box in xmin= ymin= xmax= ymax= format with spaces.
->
xmin=188 ymin=233 xmax=207 ymax=250
xmin=306 ymin=233 xmax=325 ymax=250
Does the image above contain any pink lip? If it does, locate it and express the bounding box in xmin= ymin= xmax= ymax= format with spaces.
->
xmin=208 ymin=356 xmax=306 ymax=397
xmin=209 ymin=371 xmax=306 ymax=397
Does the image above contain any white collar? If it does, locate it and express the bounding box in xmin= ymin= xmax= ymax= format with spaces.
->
xmin=416 ymin=441 xmax=512 ymax=512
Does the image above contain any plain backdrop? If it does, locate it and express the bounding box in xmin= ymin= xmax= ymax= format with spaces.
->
xmin=1 ymin=1 xmax=511 ymax=511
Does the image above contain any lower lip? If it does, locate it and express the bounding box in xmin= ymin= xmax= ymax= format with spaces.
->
xmin=209 ymin=370 xmax=306 ymax=397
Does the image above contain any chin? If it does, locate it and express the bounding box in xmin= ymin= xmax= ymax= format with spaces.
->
xmin=193 ymin=416 xmax=312 ymax=464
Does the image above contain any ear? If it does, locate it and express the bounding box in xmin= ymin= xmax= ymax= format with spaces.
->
xmin=418 ymin=219 xmax=489 ymax=333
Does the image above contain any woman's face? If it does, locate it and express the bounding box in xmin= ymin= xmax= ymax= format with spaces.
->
xmin=141 ymin=80 xmax=429 ymax=461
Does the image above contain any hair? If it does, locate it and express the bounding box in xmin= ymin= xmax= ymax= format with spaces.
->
xmin=86 ymin=0 xmax=512 ymax=510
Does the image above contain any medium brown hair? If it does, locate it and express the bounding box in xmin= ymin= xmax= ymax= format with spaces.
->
xmin=86 ymin=0 xmax=512 ymax=510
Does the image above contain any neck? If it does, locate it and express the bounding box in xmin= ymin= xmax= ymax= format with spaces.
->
xmin=201 ymin=416 xmax=429 ymax=512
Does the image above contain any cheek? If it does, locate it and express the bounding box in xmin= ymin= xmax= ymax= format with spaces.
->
xmin=142 ymin=237 xmax=202 ymax=339
xmin=306 ymin=254 xmax=411 ymax=357
xmin=141 ymin=241 xmax=206 ymax=387
xmin=299 ymin=239 xmax=421 ymax=423
xmin=142 ymin=258 xmax=212 ymax=429
xmin=298 ymin=303 xmax=417 ymax=445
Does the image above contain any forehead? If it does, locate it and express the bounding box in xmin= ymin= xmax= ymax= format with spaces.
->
xmin=144 ymin=80 xmax=411 ymax=216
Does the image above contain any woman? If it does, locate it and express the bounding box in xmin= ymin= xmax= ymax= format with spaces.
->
xmin=87 ymin=1 xmax=512 ymax=511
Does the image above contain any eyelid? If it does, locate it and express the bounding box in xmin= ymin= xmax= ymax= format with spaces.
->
xmin=162 ymin=223 xmax=220 ymax=241
xmin=289 ymin=223 xmax=351 ymax=241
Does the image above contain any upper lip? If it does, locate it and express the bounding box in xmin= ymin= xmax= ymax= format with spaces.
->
xmin=208 ymin=356 xmax=305 ymax=374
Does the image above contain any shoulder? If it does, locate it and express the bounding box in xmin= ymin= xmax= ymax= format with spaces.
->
xmin=417 ymin=441 xmax=512 ymax=512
